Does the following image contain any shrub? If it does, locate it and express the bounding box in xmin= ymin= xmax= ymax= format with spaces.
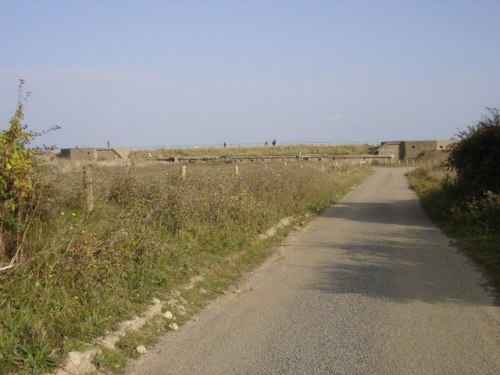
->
xmin=0 ymin=80 xmax=35 ymax=265
xmin=448 ymin=107 xmax=500 ymax=194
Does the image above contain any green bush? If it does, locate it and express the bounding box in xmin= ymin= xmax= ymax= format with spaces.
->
xmin=0 ymin=81 xmax=35 ymax=265
xmin=448 ymin=107 xmax=500 ymax=194
xmin=0 ymin=81 xmax=59 ymax=267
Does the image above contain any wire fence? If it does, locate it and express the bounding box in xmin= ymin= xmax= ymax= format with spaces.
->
xmin=38 ymin=155 xmax=441 ymax=214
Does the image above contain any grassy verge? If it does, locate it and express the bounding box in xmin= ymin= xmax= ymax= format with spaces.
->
xmin=95 ymin=225 xmax=296 ymax=374
xmin=408 ymin=167 xmax=500 ymax=295
xmin=0 ymin=160 xmax=371 ymax=374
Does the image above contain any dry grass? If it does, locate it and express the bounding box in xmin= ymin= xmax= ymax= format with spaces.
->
xmin=0 ymin=159 xmax=371 ymax=374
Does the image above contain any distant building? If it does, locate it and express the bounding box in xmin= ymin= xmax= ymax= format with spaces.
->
xmin=377 ymin=140 xmax=455 ymax=160
xmin=60 ymin=147 xmax=130 ymax=161
xmin=377 ymin=141 xmax=402 ymax=159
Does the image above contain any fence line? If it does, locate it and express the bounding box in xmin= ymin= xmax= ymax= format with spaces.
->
xmin=59 ymin=157 xmax=442 ymax=214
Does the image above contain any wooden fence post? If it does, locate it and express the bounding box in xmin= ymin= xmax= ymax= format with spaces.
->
xmin=235 ymin=165 xmax=239 ymax=176
xmin=182 ymin=165 xmax=187 ymax=179
xmin=83 ymin=166 xmax=94 ymax=212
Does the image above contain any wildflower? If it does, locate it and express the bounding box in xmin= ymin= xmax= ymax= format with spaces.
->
xmin=60 ymin=211 xmax=65 ymax=216
xmin=71 ymin=213 xmax=76 ymax=217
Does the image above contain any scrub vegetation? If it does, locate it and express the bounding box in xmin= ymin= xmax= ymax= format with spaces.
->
xmin=0 ymin=109 xmax=371 ymax=375
xmin=409 ymin=108 xmax=500 ymax=295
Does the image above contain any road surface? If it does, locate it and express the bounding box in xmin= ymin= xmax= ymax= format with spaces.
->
xmin=127 ymin=167 xmax=500 ymax=374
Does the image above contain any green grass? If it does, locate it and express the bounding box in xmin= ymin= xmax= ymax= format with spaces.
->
xmin=408 ymin=167 xmax=500 ymax=295
xmin=94 ymin=347 xmax=128 ymax=374
xmin=98 ymin=217 xmax=308 ymax=373
xmin=0 ymin=160 xmax=371 ymax=374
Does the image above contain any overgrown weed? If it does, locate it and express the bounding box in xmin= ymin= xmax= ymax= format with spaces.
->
xmin=0 ymin=160 xmax=370 ymax=373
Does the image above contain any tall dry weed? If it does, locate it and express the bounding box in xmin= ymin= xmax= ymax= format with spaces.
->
xmin=0 ymin=160 xmax=369 ymax=373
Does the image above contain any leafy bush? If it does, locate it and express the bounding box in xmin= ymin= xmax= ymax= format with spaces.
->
xmin=449 ymin=190 xmax=500 ymax=237
xmin=0 ymin=81 xmax=59 ymax=268
xmin=0 ymin=81 xmax=35 ymax=265
xmin=448 ymin=107 xmax=500 ymax=194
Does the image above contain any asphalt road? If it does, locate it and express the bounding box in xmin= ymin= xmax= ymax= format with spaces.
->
xmin=127 ymin=167 xmax=500 ymax=375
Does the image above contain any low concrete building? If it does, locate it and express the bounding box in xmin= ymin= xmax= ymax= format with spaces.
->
xmin=377 ymin=141 xmax=402 ymax=159
xmin=377 ymin=140 xmax=455 ymax=160
xmin=60 ymin=147 xmax=130 ymax=161
xmin=437 ymin=140 xmax=455 ymax=151
xmin=403 ymin=140 xmax=438 ymax=159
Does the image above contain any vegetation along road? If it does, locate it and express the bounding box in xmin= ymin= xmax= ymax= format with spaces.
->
xmin=127 ymin=167 xmax=500 ymax=374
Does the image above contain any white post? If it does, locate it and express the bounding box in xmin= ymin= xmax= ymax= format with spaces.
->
xmin=83 ymin=166 xmax=94 ymax=212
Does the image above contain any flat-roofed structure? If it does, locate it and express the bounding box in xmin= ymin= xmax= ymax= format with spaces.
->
xmin=60 ymin=147 xmax=130 ymax=161
xmin=377 ymin=140 xmax=455 ymax=160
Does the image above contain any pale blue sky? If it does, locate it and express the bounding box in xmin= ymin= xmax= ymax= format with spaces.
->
xmin=1 ymin=0 xmax=499 ymax=148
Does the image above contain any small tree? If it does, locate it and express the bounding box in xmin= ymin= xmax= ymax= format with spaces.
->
xmin=448 ymin=108 xmax=500 ymax=194
xmin=0 ymin=80 xmax=35 ymax=265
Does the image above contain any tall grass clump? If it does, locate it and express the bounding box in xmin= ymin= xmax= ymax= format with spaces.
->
xmin=0 ymin=159 xmax=370 ymax=374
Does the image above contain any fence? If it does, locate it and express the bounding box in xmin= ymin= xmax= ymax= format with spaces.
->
xmin=52 ymin=158 xmax=367 ymax=213
xmin=47 ymin=155 xmax=441 ymax=213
